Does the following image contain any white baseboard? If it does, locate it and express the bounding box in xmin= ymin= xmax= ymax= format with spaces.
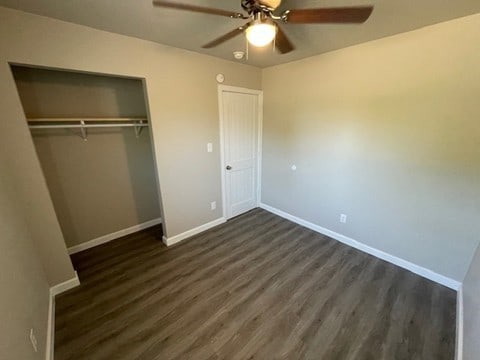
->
xmin=67 ymin=218 xmax=162 ymax=254
xmin=163 ymin=217 xmax=227 ymax=247
xmin=50 ymin=271 xmax=81 ymax=297
xmin=456 ymin=285 xmax=464 ymax=360
xmin=259 ymin=203 xmax=461 ymax=291
xmin=45 ymin=289 xmax=55 ymax=360
xmin=46 ymin=271 xmax=80 ymax=360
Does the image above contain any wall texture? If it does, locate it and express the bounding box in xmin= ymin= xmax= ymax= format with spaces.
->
xmin=0 ymin=153 xmax=50 ymax=360
xmin=31 ymin=128 xmax=161 ymax=248
xmin=262 ymin=14 xmax=480 ymax=282
xmin=12 ymin=66 xmax=147 ymax=118
xmin=0 ymin=6 xmax=261 ymax=285
xmin=0 ymin=64 xmax=76 ymax=287
xmin=12 ymin=67 xmax=161 ymax=248
xmin=463 ymin=243 xmax=480 ymax=360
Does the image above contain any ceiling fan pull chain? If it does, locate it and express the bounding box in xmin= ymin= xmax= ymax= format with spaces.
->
xmin=246 ymin=36 xmax=249 ymax=60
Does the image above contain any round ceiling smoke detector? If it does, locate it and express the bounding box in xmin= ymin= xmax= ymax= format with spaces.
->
xmin=233 ymin=51 xmax=245 ymax=60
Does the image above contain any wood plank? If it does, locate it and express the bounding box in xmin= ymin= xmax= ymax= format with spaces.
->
xmin=55 ymin=208 xmax=456 ymax=360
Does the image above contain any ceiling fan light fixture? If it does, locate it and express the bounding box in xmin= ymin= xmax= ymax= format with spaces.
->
xmin=153 ymin=1 xmax=374 ymax=55
xmin=245 ymin=19 xmax=277 ymax=47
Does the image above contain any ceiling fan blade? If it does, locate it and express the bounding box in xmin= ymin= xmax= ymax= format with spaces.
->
xmin=202 ymin=23 xmax=249 ymax=49
xmin=275 ymin=25 xmax=294 ymax=54
xmin=284 ymin=6 xmax=374 ymax=24
xmin=152 ymin=1 xmax=247 ymax=19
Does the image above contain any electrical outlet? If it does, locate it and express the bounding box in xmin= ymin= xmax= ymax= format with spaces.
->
xmin=340 ymin=214 xmax=347 ymax=223
xmin=211 ymin=201 xmax=216 ymax=210
xmin=29 ymin=328 xmax=38 ymax=352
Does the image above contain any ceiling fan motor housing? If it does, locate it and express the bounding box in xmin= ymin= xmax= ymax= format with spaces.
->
xmin=242 ymin=0 xmax=279 ymax=15
xmin=242 ymin=0 xmax=258 ymax=14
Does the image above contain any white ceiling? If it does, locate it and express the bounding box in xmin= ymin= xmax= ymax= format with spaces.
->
xmin=1 ymin=0 xmax=479 ymax=68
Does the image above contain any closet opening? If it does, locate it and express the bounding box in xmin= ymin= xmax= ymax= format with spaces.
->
xmin=10 ymin=64 xmax=165 ymax=269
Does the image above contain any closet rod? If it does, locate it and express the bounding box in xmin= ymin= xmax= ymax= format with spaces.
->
xmin=27 ymin=117 xmax=147 ymax=122
xmin=28 ymin=123 xmax=149 ymax=129
xmin=27 ymin=120 xmax=149 ymax=141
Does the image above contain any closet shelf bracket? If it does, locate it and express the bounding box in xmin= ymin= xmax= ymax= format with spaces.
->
xmin=80 ymin=120 xmax=88 ymax=141
xmin=134 ymin=120 xmax=144 ymax=138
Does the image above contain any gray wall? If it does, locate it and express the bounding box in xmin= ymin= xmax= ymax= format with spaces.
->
xmin=261 ymin=14 xmax=480 ymax=282
xmin=11 ymin=66 xmax=147 ymax=118
xmin=12 ymin=67 xmax=161 ymax=248
xmin=0 ymin=6 xmax=261 ymax=286
xmin=0 ymin=152 xmax=50 ymax=360
xmin=463 ymin=243 xmax=480 ymax=360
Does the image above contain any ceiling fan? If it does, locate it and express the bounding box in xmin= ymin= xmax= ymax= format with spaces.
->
xmin=152 ymin=0 xmax=374 ymax=54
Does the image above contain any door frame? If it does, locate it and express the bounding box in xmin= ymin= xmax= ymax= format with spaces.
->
xmin=218 ymin=85 xmax=263 ymax=220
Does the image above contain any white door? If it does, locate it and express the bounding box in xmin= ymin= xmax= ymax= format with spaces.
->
xmin=220 ymin=87 xmax=261 ymax=219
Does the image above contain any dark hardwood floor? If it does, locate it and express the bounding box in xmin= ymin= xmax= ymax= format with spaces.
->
xmin=55 ymin=208 xmax=456 ymax=360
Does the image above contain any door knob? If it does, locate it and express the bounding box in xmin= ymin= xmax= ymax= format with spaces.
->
xmin=226 ymin=165 xmax=232 ymax=170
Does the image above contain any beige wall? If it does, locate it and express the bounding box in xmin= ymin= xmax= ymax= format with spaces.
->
xmin=12 ymin=67 xmax=161 ymax=248
xmin=31 ymin=128 xmax=161 ymax=248
xmin=0 ymin=64 xmax=76 ymax=287
xmin=463 ymin=243 xmax=480 ymax=360
xmin=262 ymin=14 xmax=480 ymax=282
xmin=12 ymin=66 xmax=147 ymax=118
xmin=0 ymin=8 xmax=259 ymax=359
xmin=0 ymin=153 xmax=50 ymax=360
xmin=0 ymin=6 xmax=261 ymax=285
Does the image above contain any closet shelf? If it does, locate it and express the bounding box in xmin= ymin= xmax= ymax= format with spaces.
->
xmin=27 ymin=117 xmax=149 ymax=141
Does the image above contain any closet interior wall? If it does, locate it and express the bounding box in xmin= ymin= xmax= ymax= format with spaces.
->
xmin=12 ymin=66 xmax=162 ymax=249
